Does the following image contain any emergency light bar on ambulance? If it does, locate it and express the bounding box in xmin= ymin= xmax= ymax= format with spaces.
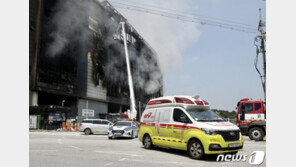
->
xmin=145 ymin=96 xmax=210 ymax=109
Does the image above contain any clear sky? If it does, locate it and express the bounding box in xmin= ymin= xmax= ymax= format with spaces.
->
xmin=109 ymin=0 xmax=266 ymax=111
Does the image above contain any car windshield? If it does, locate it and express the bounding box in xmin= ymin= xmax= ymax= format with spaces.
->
xmin=114 ymin=122 xmax=131 ymax=126
xmin=186 ymin=109 xmax=226 ymax=122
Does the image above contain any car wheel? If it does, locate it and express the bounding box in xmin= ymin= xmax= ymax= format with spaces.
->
xmin=143 ymin=134 xmax=153 ymax=149
xmin=84 ymin=128 xmax=91 ymax=135
xmin=188 ymin=139 xmax=204 ymax=160
xmin=248 ymin=127 xmax=264 ymax=141
xmin=108 ymin=137 xmax=112 ymax=139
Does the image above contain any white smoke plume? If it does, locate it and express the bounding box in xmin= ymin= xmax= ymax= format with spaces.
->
xmin=46 ymin=0 xmax=91 ymax=57
xmin=111 ymin=0 xmax=201 ymax=91
xmin=45 ymin=0 xmax=197 ymax=95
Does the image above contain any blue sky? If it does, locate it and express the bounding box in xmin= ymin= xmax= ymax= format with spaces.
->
xmin=110 ymin=0 xmax=266 ymax=111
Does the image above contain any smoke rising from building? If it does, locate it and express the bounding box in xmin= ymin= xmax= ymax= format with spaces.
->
xmin=46 ymin=0 xmax=90 ymax=57
xmin=45 ymin=0 xmax=163 ymax=95
xmin=113 ymin=0 xmax=201 ymax=88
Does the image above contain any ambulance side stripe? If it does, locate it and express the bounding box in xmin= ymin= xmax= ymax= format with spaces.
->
xmin=140 ymin=122 xmax=201 ymax=130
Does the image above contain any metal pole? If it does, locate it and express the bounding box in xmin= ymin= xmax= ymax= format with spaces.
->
xmin=261 ymin=36 xmax=266 ymax=103
xmin=31 ymin=0 xmax=42 ymax=90
xmin=120 ymin=22 xmax=137 ymax=120
xmin=258 ymin=8 xmax=266 ymax=103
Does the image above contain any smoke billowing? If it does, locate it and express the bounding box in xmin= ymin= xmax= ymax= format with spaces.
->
xmin=45 ymin=0 xmax=163 ymax=95
xmin=46 ymin=0 xmax=91 ymax=57
xmin=113 ymin=0 xmax=201 ymax=82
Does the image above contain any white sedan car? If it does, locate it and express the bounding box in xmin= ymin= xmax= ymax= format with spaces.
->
xmin=80 ymin=119 xmax=113 ymax=135
xmin=108 ymin=121 xmax=139 ymax=139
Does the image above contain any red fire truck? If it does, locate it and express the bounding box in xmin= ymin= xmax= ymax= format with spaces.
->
xmin=236 ymin=98 xmax=266 ymax=141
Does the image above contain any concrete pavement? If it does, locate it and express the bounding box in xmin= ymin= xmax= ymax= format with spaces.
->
xmin=30 ymin=131 xmax=266 ymax=167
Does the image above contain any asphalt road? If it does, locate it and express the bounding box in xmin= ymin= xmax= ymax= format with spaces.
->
xmin=29 ymin=131 xmax=266 ymax=167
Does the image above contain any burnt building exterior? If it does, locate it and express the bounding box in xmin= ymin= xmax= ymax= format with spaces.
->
xmin=29 ymin=0 xmax=163 ymax=126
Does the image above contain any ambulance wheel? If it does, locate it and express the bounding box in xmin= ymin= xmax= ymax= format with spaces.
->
xmin=188 ymin=139 xmax=204 ymax=160
xmin=249 ymin=127 xmax=264 ymax=141
xmin=84 ymin=128 xmax=92 ymax=135
xmin=143 ymin=134 xmax=153 ymax=149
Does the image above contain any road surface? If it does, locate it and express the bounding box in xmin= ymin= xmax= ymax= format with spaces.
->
xmin=30 ymin=131 xmax=266 ymax=167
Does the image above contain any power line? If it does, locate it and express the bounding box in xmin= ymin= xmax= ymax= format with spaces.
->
xmin=111 ymin=1 xmax=257 ymax=29
xmin=109 ymin=0 xmax=257 ymax=29
xmin=110 ymin=2 xmax=257 ymax=34
xmin=108 ymin=1 xmax=258 ymax=34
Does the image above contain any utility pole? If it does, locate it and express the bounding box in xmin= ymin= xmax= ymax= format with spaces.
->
xmin=255 ymin=8 xmax=266 ymax=103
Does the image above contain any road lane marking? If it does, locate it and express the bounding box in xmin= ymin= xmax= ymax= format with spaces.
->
xmin=57 ymin=139 xmax=63 ymax=144
xmin=67 ymin=145 xmax=83 ymax=150
xmin=104 ymin=162 xmax=113 ymax=166
xmin=119 ymin=158 xmax=126 ymax=161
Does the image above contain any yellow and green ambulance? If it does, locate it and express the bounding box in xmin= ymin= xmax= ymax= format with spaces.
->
xmin=139 ymin=95 xmax=243 ymax=160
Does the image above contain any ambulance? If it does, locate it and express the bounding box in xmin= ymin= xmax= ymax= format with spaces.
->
xmin=139 ymin=95 xmax=243 ymax=160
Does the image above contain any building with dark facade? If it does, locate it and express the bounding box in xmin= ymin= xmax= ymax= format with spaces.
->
xmin=29 ymin=0 xmax=163 ymax=128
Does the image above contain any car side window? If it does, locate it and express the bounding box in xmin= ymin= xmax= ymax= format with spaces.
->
xmin=255 ymin=103 xmax=261 ymax=111
xmin=93 ymin=120 xmax=102 ymax=124
xmin=101 ymin=120 xmax=109 ymax=125
xmin=173 ymin=109 xmax=191 ymax=123
xmin=82 ymin=120 xmax=92 ymax=123
xmin=241 ymin=103 xmax=253 ymax=113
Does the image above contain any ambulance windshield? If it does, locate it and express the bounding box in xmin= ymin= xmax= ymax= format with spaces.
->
xmin=186 ymin=109 xmax=226 ymax=122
